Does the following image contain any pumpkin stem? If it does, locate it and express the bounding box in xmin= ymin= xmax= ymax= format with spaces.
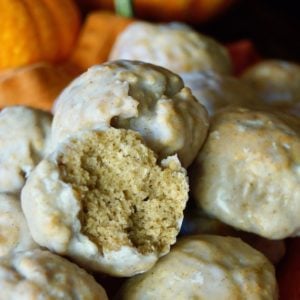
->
xmin=114 ymin=0 xmax=134 ymax=18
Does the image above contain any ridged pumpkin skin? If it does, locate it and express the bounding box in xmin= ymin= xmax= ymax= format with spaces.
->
xmin=0 ymin=0 xmax=80 ymax=70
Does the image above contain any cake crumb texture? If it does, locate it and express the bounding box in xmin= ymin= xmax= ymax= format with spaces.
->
xmin=58 ymin=128 xmax=188 ymax=255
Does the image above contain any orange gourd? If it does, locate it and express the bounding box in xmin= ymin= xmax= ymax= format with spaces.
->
xmin=226 ymin=39 xmax=261 ymax=75
xmin=77 ymin=0 xmax=235 ymax=23
xmin=70 ymin=11 xmax=133 ymax=70
xmin=0 ymin=0 xmax=81 ymax=70
xmin=0 ymin=62 xmax=80 ymax=111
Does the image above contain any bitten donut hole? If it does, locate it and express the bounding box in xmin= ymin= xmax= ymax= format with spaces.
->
xmin=57 ymin=129 xmax=187 ymax=255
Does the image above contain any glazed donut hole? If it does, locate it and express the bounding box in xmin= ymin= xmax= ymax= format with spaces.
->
xmin=242 ymin=59 xmax=300 ymax=105
xmin=242 ymin=60 xmax=300 ymax=116
xmin=0 ymin=106 xmax=52 ymax=194
xmin=52 ymin=60 xmax=209 ymax=168
xmin=0 ymin=193 xmax=38 ymax=257
xmin=0 ymin=249 xmax=108 ymax=300
xmin=116 ymin=235 xmax=277 ymax=300
xmin=181 ymin=71 xmax=261 ymax=116
xmin=191 ymin=106 xmax=300 ymax=239
xmin=58 ymin=129 xmax=187 ymax=255
xmin=109 ymin=21 xmax=232 ymax=75
xmin=21 ymin=128 xmax=189 ymax=276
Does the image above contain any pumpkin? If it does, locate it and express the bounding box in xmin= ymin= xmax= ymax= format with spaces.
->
xmin=77 ymin=0 xmax=235 ymax=23
xmin=70 ymin=11 xmax=133 ymax=70
xmin=0 ymin=0 xmax=81 ymax=70
xmin=0 ymin=62 xmax=80 ymax=111
xmin=226 ymin=39 xmax=261 ymax=75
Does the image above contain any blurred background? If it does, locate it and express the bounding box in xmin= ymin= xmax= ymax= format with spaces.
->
xmin=1 ymin=0 xmax=299 ymax=110
xmin=200 ymin=0 xmax=300 ymax=62
xmin=77 ymin=0 xmax=300 ymax=62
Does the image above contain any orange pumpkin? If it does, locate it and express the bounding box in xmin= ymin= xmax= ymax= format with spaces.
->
xmin=0 ymin=62 xmax=80 ymax=111
xmin=226 ymin=39 xmax=261 ymax=75
xmin=0 ymin=0 xmax=81 ymax=70
xmin=70 ymin=11 xmax=133 ymax=70
xmin=77 ymin=0 xmax=235 ymax=23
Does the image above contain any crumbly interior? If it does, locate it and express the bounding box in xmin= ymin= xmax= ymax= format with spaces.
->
xmin=58 ymin=129 xmax=187 ymax=254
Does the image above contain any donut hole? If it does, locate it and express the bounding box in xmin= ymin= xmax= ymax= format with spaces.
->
xmin=57 ymin=129 xmax=187 ymax=254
